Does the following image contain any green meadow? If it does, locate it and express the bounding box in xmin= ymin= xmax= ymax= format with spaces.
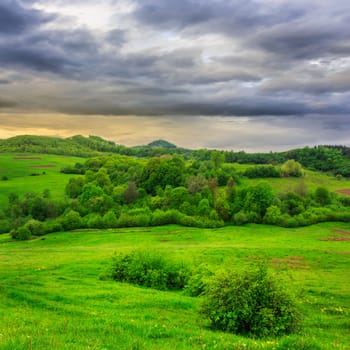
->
xmin=1 ymin=223 xmax=349 ymax=349
xmin=230 ymin=163 xmax=350 ymax=193
xmin=1 ymin=151 xmax=350 ymax=349
xmin=0 ymin=153 xmax=83 ymax=206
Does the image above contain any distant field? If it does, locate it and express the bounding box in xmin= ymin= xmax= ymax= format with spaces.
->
xmin=235 ymin=166 xmax=350 ymax=194
xmin=0 ymin=223 xmax=349 ymax=349
xmin=0 ymin=153 xmax=83 ymax=207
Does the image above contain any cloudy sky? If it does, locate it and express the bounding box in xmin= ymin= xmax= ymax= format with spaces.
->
xmin=0 ymin=0 xmax=349 ymax=151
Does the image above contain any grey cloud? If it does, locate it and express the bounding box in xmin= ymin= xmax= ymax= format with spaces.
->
xmin=0 ymin=0 xmax=350 ymax=126
xmin=134 ymin=0 xmax=302 ymax=35
xmin=253 ymin=24 xmax=350 ymax=60
xmin=105 ymin=29 xmax=126 ymax=47
xmin=0 ymin=46 xmax=77 ymax=75
xmin=0 ymin=96 xmax=17 ymax=108
xmin=0 ymin=0 xmax=52 ymax=34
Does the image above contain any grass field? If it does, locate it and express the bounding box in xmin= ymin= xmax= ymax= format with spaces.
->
xmin=1 ymin=223 xmax=349 ymax=349
xmin=0 ymin=153 xmax=83 ymax=207
xmin=229 ymin=163 xmax=350 ymax=194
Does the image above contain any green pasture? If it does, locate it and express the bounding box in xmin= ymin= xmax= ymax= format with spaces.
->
xmin=0 ymin=153 xmax=83 ymax=207
xmin=240 ymin=169 xmax=350 ymax=194
xmin=1 ymin=223 xmax=349 ymax=349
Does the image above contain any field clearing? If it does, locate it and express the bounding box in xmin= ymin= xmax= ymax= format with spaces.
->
xmin=0 ymin=153 xmax=84 ymax=207
xmin=240 ymin=169 xmax=350 ymax=194
xmin=0 ymin=223 xmax=349 ymax=349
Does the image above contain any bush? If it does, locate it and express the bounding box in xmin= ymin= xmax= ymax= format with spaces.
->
xmin=11 ymin=226 xmax=31 ymax=240
xmin=185 ymin=264 xmax=214 ymax=296
xmin=151 ymin=209 xmax=183 ymax=226
xmin=60 ymin=210 xmax=83 ymax=230
xmin=233 ymin=211 xmax=249 ymax=225
xmin=200 ymin=264 xmax=301 ymax=337
xmin=42 ymin=220 xmax=62 ymax=233
xmin=25 ymin=219 xmax=45 ymax=236
xmin=111 ymin=250 xmax=189 ymax=290
xmin=0 ymin=219 xmax=11 ymax=234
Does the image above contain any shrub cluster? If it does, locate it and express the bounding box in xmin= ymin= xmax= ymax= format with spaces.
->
xmin=200 ymin=265 xmax=301 ymax=337
xmin=111 ymin=250 xmax=189 ymax=290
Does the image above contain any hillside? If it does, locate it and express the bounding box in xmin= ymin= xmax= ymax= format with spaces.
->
xmin=0 ymin=223 xmax=349 ymax=349
xmin=147 ymin=139 xmax=177 ymax=148
xmin=0 ymin=135 xmax=127 ymax=157
xmin=1 ymin=135 xmax=350 ymax=176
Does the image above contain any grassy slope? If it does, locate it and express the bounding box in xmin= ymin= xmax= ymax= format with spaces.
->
xmin=0 ymin=223 xmax=349 ymax=349
xmin=0 ymin=153 xmax=83 ymax=207
xmin=229 ymin=163 xmax=350 ymax=193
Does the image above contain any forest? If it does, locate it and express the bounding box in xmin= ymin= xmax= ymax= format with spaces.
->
xmin=1 ymin=135 xmax=350 ymax=240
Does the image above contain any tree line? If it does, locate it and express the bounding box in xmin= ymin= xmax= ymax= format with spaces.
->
xmin=1 ymin=153 xmax=350 ymax=240
xmin=1 ymin=135 xmax=350 ymax=176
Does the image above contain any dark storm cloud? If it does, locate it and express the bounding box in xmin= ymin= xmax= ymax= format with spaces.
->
xmin=0 ymin=46 xmax=77 ymax=74
xmin=134 ymin=0 xmax=302 ymax=35
xmin=253 ymin=22 xmax=350 ymax=60
xmin=0 ymin=0 xmax=52 ymax=34
xmin=0 ymin=0 xmax=349 ymax=123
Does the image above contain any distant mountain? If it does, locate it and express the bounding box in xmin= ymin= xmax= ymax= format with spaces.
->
xmin=147 ymin=140 xmax=177 ymax=148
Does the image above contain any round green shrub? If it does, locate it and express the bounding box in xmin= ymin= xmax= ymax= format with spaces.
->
xmin=200 ymin=264 xmax=301 ymax=337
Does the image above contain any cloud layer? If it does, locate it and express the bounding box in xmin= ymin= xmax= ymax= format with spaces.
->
xmin=0 ymin=0 xmax=349 ymax=149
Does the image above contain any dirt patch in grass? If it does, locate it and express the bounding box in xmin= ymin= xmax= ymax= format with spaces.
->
xmin=336 ymin=189 xmax=350 ymax=196
xmin=270 ymin=255 xmax=310 ymax=269
xmin=321 ymin=237 xmax=350 ymax=241
xmin=13 ymin=157 xmax=42 ymax=160
xmin=333 ymin=229 xmax=350 ymax=235
xmin=29 ymin=165 xmax=55 ymax=168
xmin=320 ymin=229 xmax=350 ymax=241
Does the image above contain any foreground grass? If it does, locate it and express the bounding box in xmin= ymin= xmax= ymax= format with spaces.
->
xmin=0 ymin=153 xmax=83 ymax=207
xmin=1 ymin=223 xmax=349 ymax=349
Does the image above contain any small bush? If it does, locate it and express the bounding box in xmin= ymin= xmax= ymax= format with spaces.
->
xmin=111 ymin=250 xmax=189 ymax=290
xmin=11 ymin=226 xmax=31 ymax=240
xmin=200 ymin=264 xmax=301 ymax=337
xmin=0 ymin=219 xmax=11 ymax=234
xmin=42 ymin=220 xmax=62 ymax=233
xmin=233 ymin=211 xmax=248 ymax=225
xmin=185 ymin=264 xmax=213 ymax=296
xmin=25 ymin=219 xmax=45 ymax=236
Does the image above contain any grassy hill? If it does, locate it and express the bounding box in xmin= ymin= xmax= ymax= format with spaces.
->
xmin=0 ymin=223 xmax=349 ymax=349
xmin=147 ymin=139 xmax=177 ymax=148
xmin=1 ymin=139 xmax=349 ymax=349
xmin=0 ymin=153 xmax=83 ymax=207
xmin=0 ymin=135 xmax=125 ymax=157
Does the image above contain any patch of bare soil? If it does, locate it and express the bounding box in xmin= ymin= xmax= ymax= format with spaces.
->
xmin=320 ymin=229 xmax=350 ymax=241
xmin=321 ymin=237 xmax=350 ymax=241
xmin=270 ymin=256 xmax=310 ymax=269
xmin=336 ymin=189 xmax=350 ymax=196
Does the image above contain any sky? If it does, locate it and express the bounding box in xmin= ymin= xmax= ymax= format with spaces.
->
xmin=0 ymin=0 xmax=349 ymax=151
